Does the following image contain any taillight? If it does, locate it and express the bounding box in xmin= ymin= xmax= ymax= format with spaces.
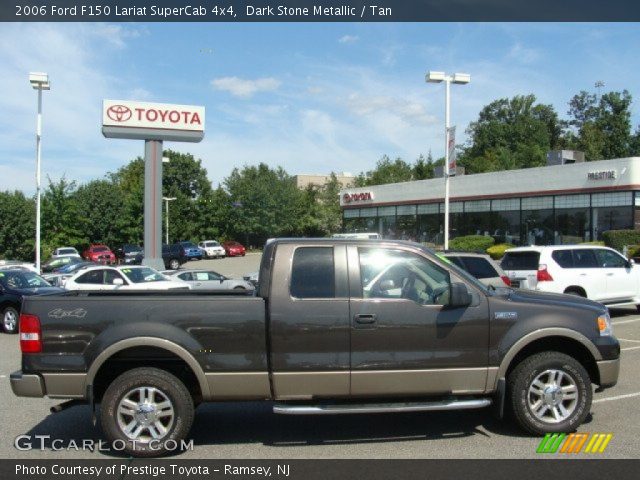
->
xmin=19 ymin=314 xmax=42 ymax=353
xmin=537 ymin=264 xmax=554 ymax=282
xmin=501 ymin=275 xmax=512 ymax=287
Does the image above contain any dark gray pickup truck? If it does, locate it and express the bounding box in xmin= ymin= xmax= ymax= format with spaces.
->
xmin=11 ymin=239 xmax=620 ymax=456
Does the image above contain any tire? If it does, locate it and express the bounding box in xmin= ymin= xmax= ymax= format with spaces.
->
xmin=2 ymin=306 xmax=19 ymax=334
xmin=169 ymin=259 xmax=180 ymax=270
xmin=508 ymin=351 xmax=592 ymax=435
xmin=100 ymin=367 xmax=194 ymax=458
xmin=233 ymin=286 xmax=246 ymax=290
xmin=565 ymin=289 xmax=585 ymax=297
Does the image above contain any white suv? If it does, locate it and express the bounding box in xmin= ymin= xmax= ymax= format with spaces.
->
xmin=501 ymin=245 xmax=640 ymax=308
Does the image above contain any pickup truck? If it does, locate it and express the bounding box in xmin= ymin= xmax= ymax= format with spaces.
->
xmin=10 ymin=239 xmax=620 ymax=457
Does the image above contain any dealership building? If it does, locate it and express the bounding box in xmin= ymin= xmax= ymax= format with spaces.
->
xmin=339 ymin=156 xmax=640 ymax=246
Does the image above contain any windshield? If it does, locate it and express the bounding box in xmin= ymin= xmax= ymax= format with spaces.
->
xmin=124 ymin=245 xmax=142 ymax=252
xmin=181 ymin=242 xmax=197 ymax=248
xmin=58 ymin=248 xmax=76 ymax=254
xmin=120 ymin=267 xmax=167 ymax=283
xmin=205 ymin=242 xmax=220 ymax=247
xmin=93 ymin=246 xmax=109 ymax=252
xmin=0 ymin=271 xmax=51 ymax=289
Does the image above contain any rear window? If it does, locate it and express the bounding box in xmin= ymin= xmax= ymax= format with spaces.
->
xmin=501 ymin=251 xmax=540 ymax=270
xmin=290 ymin=247 xmax=335 ymax=299
xmin=456 ymin=256 xmax=499 ymax=279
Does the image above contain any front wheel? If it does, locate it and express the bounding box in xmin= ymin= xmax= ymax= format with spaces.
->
xmin=100 ymin=367 xmax=194 ymax=457
xmin=508 ymin=351 xmax=592 ymax=435
xmin=2 ymin=306 xmax=19 ymax=334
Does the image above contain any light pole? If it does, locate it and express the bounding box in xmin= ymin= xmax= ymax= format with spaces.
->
xmin=426 ymin=71 xmax=470 ymax=250
xmin=29 ymin=72 xmax=50 ymax=271
xmin=163 ymin=197 xmax=176 ymax=244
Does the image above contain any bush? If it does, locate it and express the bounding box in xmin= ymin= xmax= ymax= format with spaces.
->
xmin=626 ymin=245 xmax=640 ymax=259
xmin=448 ymin=235 xmax=495 ymax=252
xmin=579 ymin=241 xmax=605 ymax=246
xmin=486 ymin=243 xmax=515 ymax=260
xmin=602 ymin=230 xmax=640 ymax=253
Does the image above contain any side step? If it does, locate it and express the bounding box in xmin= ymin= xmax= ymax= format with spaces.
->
xmin=273 ymin=398 xmax=492 ymax=415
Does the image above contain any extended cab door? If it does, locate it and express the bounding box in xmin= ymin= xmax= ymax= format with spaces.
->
xmin=347 ymin=245 xmax=490 ymax=397
xmin=268 ymin=243 xmax=351 ymax=400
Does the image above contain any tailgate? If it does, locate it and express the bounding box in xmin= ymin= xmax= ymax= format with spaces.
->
xmin=500 ymin=251 xmax=540 ymax=290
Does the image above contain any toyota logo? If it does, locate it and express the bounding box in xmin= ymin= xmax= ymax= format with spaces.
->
xmin=106 ymin=105 xmax=132 ymax=122
xmin=343 ymin=193 xmax=352 ymax=203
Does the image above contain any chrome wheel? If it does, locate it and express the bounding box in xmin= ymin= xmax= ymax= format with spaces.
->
xmin=527 ymin=369 xmax=579 ymax=424
xmin=3 ymin=308 xmax=18 ymax=333
xmin=117 ymin=386 xmax=175 ymax=443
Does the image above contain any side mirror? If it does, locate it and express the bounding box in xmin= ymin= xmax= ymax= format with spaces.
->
xmin=219 ymin=278 xmax=224 ymax=283
xmin=112 ymin=278 xmax=124 ymax=286
xmin=628 ymin=259 xmax=635 ymax=268
xmin=450 ymin=282 xmax=472 ymax=308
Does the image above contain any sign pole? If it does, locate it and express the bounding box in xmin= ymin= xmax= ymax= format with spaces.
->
xmin=143 ymin=140 xmax=164 ymax=271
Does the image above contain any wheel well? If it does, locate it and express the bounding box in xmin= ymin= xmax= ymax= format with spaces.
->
xmin=0 ymin=301 xmax=19 ymax=312
xmin=564 ymin=286 xmax=587 ymax=297
xmin=91 ymin=346 xmax=202 ymax=403
xmin=505 ymin=336 xmax=600 ymax=385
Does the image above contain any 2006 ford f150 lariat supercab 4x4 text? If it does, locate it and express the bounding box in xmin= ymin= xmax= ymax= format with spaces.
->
xmin=10 ymin=239 xmax=620 ymax=456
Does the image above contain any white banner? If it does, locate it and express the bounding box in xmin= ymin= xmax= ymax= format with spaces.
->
xmin=447 ymin=126 xmax=456 ymax=176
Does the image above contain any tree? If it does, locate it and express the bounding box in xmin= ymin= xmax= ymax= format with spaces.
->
xmin=356 ymin=155 xmax=414 ymax=186
xmin=41 ymin=177 xmax=86 ymax=257
xmin=459 ymin=95 xmax=563 ymax=173
xmin=413 ymin=152 xmax=435 ymax=180
xmin=74 ymin=179 xmax=126 ymax=247
xmin=0 ymin=191 xmax=35 ymax=260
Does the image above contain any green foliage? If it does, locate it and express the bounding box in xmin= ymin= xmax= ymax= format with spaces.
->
xmin=626 ymin=245 xmax=640 ymax=259
xmin=579 ymin=241 xmax=605 ymax=246
xmin=0 ymin=191 xmax=35 ymax=260
xmin=486 ymin=243 xmax=515 ymax=260
xmin=601 ymin=230 xmax=640 ymax=252
xmin=448 ymin=235 xmax=495 ymax=252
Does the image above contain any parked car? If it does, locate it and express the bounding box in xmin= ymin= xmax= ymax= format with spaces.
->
xmin=51 ymin=247 xmax=81 ymax=259
xmin=0 ymin=268 xmax=63 ymax=333
xmin=64 ymin=265 xmax=190 ymax=291
xmin=0 ymin=261 xmax=38 ymax=273
xmin=243 ymin=271 xmax=259 ymax=288
xmin=166 ymin=269 xmax=254 ymax=291
xmin=82 ymin=244 xmax=116 ymax=264
xmin=443 ymin=252 xmax=511 ymax=289
xmin=41 ymin=261 xmax=96 ymax=288
xmin=162 ymin=244 xmax=188 ymax=270
xmin=198 ymin=240 xmax=226 ymax=259
xmin=12 ymin=238 xmax=619 ymax=457
xmin=501 ymin=245 xmax=640 ymax=307
xmin=178 ymin=241 xmax=203 ymax=261
xmin=41 ymin=256 xmax=85 ymax=273
xmin=222 ymin=240 xmax=246 ymax=257
xmin=115 ymin=244 xmax=144 ymax=265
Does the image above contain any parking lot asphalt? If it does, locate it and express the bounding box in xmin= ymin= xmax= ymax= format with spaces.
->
xmin=1 ymin=255 xmax=639 ymax=459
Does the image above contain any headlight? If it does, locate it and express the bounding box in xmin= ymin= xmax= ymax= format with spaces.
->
xmin=597 ymin=313 xmax=613 ymax=337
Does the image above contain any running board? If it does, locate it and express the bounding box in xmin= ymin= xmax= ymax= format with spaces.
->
xmin=273 ymin=398 xmax=492 ymax=415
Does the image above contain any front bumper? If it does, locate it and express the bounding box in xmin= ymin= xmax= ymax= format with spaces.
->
xmin=597 ymin=358 xmax=620 ymax=388
xmin=10 ymin=371 xmax=45 ymax=397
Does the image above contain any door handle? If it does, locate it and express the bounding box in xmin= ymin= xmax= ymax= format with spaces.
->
xmin=354 ymin=314 xmax=377 ymax=324
xmin=606 ymin=273 xmax=614 ymax=276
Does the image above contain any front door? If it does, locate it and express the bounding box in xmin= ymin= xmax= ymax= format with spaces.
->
xmin=594 ymin=248 xmax=637 ymax=302
xmin=348 ymin=245 xmax=490 ymax=397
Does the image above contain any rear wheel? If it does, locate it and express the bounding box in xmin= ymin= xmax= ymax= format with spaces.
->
xmin=169 ymin=259 xmax=180 ymax=270
xmin=233 ymin=286 xmax=246 ymax=290
xmin=100 ymin=367 xmax=194 ymax=457
xmin=2 ymin=306 xmax=19 ymax=334
xmin=508 ymin=351 xmax=592 ymax=435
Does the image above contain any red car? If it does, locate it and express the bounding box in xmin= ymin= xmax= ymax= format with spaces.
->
xmin=82 ymin=244 xmax=116 ymax=264
xmin=222 ymin=241 xmax=246 ymax=257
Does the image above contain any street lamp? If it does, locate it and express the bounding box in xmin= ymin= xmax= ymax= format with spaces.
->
xmin=426 ymin=70 xmax=470 ymax=250
xmin=162 ymin=197 xmax=177 ymax=244
xmin=29 ymin=72 xmax=51 ymax=272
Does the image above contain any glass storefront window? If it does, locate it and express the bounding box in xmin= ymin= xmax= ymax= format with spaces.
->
xmin=593 ymin=207 xmax=633 ymax=239
xmin=522 ymin=209 xmax=554 ymax=245
xmin=555 ymin=208 xmax=590 ymax=243
xmin=396 ymin=205 xmax=417 ymax=241
xmin=417 ymin=213 xmax=441 ymax=245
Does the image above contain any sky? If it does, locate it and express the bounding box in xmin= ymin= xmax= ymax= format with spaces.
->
xmin=2 ymin=22 xmax=640 ymax=194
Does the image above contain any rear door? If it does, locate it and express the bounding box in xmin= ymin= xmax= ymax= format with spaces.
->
xmin=567 ymin=249 xmax=606 ymax=301
xmin=268 ymin=243 xmax=351 ymax=399
xmin=594 ymin=248 xmax=637 ymax=302
xmin=348 ymin=245 xmax=490 ymax=397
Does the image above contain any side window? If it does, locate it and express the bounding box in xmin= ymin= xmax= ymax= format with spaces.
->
xmin=290 ymin=247 xmax=335 ymax=299
xmin=359 ymin=248 xmax=450 ymax=306
xmin=206 ymin=272 xmax=221 ymax=281
xmin=458 ymin=257 xmax=498 ymax=279
xmin=178 ymin=272 xmax=192 ymax=281
xmin=194 ymin=272 xmax=211 ymax=281
xmin=595 ymin=249 xmax=627 ymax=268
xmin=76 ymin=270 xmax=104 ymax=284
xmin=552 ymin=250 xmax=574 ymax=268
xmin=104 ymin=270 xmax=124 ymax=284
xmin=572 ymin=249 xmax=599 ymax=268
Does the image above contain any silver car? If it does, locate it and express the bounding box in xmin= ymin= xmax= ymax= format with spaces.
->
xmin=167 ymin=269 xmax=254 ymax=291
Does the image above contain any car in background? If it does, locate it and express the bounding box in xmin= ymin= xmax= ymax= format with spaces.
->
xmin=243 ymin=271 xmax=259 ymax=288
xmin=165 ymin=269 xmax=254 ymax=291
xmin=198 ymin=240 xmax=226 ymax=259
xmin=51 ymin=247 xmax=81 ymax=259
xmin=162 ymin=244 xmax=188 ymax=270
xmin=0 ymin=268 xmax=63 ymax=333
xmin=178 ymin=241 xmax=203 ymax=261
xmin=0 ymin=260 xmax=38 ymax=273
xmin=501 ymin=245 xmax=640 ymax=307
xmin=41 ymin=261 xmax=96 ymax=288
xmin=115 ymin=244 xmax=144 ymax=265
xmin=41 ymin=255 xmax=85 ymax=273
xmin=64 ymin=265 xmax=190 ymax=292
xmin=222 ymin=240 xmax=246 ymax=257
xmin=443 ymin=252 xmax=511 ymax=289
xmin=82 ymin=244 xmax=116 ymax=264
